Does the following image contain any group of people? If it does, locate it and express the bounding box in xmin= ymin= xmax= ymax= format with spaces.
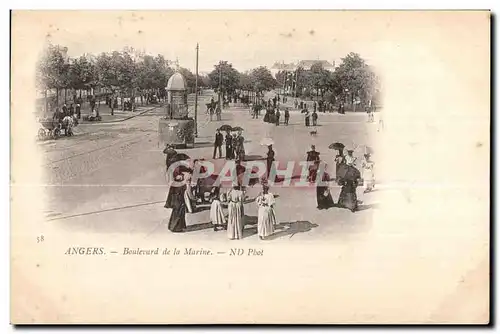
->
xmin=314 ymin=146 xmax=376 ymax=212
xmin=206 ymin=97 xmax=222 ymax=121
xmin=213 ymin=129 xmax=246 ymax=161
xmin=302 ymin=107 xmax=319 ymax=127
xmin=165 ymin=163 xmax=278 ymax=241
xmin=262 ymin=107 xmax=290 ymax=126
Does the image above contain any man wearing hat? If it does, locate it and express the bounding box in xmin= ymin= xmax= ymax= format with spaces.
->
xmin=306 ymin=145 xmax=321 ymax=182
xmin=213 ymin=129 xmax=224 ymax=159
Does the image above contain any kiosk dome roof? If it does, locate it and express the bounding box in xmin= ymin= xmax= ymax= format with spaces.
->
xmin=166 ymin=72 xmax=186 ymax=91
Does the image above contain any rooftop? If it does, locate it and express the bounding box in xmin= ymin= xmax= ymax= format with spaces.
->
xmin=166 ymin=72 xmax=186 ymax=91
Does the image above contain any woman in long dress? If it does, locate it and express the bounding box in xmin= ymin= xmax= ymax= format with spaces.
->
xmin=256 ymin=185 xmax=277 ymax=240
xmin=316 ymin=171 xmax=335 ymax=210
xmin=167 ymin=173 xmax=188 ymax=233
xmin=227 ymin=185 xmax=245 ymax=240
xmin=210 ymin=188 xmax=226 ymax=231
xmin=361 ymin=154 xmax=375 ymax=193
xmin=337 ymin=179 xmax=358 ymax=212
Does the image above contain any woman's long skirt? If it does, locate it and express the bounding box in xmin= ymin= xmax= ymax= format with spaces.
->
xmin=210 ymin=200 xmax=226 ymax=226
xmin=167 ymin=186 xmax=187 ymax=232
xmin=363 ymin=169 xmax=375 ymax=192
xmin=316 ymin=186 xmax=335 ymax=209
xmin=227 ymin=202 xmax=244 ymax=239
xmin=337 ymin=184 xmax=358 ymax=212
xmin=257 ymin=206 xmax=276 ymax=237
xmin=164 ymin=185 xmax=174 ymax=208
xmin=305 ymin=117 xmax=310 ymax=127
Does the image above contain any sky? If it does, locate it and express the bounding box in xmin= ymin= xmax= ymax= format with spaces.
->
xmin=13 ymin=11 xmax=388 ymax=73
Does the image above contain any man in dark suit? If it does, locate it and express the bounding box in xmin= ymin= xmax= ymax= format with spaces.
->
xmin=213 ymin=129 xmax=224 ymax=159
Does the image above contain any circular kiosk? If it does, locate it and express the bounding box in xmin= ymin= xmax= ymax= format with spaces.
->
xmin=158 ymin=71 xmax=195 ymax=148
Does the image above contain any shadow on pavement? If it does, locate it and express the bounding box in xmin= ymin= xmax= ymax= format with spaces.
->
xmin=356 ymin=203 xmax=380 ymax=211
xmin=193 ymin=141 xmax=213 ymax=149
xmin=267 ymin=220 xmax=318 ymax=240
xmin=185 ymin=222 xmax=213 ymax=232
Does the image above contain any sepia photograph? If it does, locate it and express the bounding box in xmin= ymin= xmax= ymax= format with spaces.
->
xmin=10 ymin=10 xmax=490 ymax=324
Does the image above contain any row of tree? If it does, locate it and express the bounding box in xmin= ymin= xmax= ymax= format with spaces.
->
xmin=36 ymin=44 xmax=379 ymax=112
xmin=36 ymin=44 xmax=203 ymax=111
xmin=274 ymin=53 xmax=380 ymax=106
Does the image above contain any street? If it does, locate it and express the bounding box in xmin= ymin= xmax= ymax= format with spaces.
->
xmin=39 ymin=91 xmax=380 ymax=242
xmin=27 ymin=92 xmax=488 ymax=323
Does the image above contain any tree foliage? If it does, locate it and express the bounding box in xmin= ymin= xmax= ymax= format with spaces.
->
xmin=250 ymin=66 xmax=277 ymax=93
xmin=208 ymin=61 xmax=240 ymax=95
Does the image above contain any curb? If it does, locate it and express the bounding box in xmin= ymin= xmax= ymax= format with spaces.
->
xmin=80 ymin=105 xmax=162 ymax=125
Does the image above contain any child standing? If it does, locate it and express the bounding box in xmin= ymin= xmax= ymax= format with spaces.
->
xmin=210 ymin=188 xmax=226 ymax=231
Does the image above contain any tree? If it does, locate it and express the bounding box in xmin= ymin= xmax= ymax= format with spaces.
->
xmin=309 ymin=62 xmax=332 ymax=98
xmin=67 ymin=55 xmax=97 ymax=99
xmin=36 ymin=44 xmax=69 ymax=111
xmin=238 ymin=72 xmax=254 ymax=92
xmin=334 ymin=52 xmax=379 ymax=107
xmin=179 ymin=67 xmax=196 ymax=93
xmin=208 ymin=61 xmax=240 ymax=97
xmin=250 ymin=66 xmax=277 ymax=96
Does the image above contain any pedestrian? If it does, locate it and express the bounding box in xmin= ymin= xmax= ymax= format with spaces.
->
xmin=227 ymin=184 xmax=245 ymax=240
xmin=312 ymin=111 xmax=318 ymax=126
xmin=294 ymin=99 xmax=298 ymax=109
xmin=163 ymin=145 xmax=179 ymax=209
xmin=235 ymin=131 xmax=245 ymax=161
xmin=361 ymin=153 xmax=375 ymax=193
xmin=166 ymin=171 xmax=188 ymax=233
xmin=266 ymin=145 xmax=275 ymax=178
xmin=163 ymin=144 xmax=178 ymax=174
xmin=216 ymin=104 xmax=222 ymax=121
xmin=304 ymin=108 xmax=310 ymax=127
xmin=225 ymin=130 xmax=233 ymax=160
xmin=110 ymin=96 xmax=115 ymax=116
xmin=256 ymin=184 xmax=277 ymax=240
xmin=345 ymin=150 xmax=357 ymax=167
xmin=284 ymin=108 xmax=290 ymax=125
xmin=209 ymin=105 xmax=214 ymax=121
xmin=313 ymin=101 xmax=317 ymax=112
xmin=306 ymin=145 xmax=320 ymax=182
xmin=210 ymin=187 xmax=226 ymax=231
xmin=252 ymin=103 xmax=259 ymax=119
xmin=69 ymin=103 xmax=74 ymax=116
xmin=183 ymin=173 xmax=196 ymax=214
xmin=62 ymin=103 xmax=68 ymax=117
xmin=275 ymin=109 xmax=280 ymax=126
xmin=75 ymin=103 xmax=81 ymax=119
xmin=213 ymin=129 xmax=223 ymax=159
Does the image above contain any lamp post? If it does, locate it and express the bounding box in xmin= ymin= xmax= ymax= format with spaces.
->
xmin=218 ymin=61 xmax=222 ymax=111
xmin=194 ymin=43 xmax=199 ymax=137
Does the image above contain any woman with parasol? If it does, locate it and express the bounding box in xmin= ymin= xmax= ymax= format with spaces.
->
xmin=329 ymin=142 xmax=346 ymax=179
